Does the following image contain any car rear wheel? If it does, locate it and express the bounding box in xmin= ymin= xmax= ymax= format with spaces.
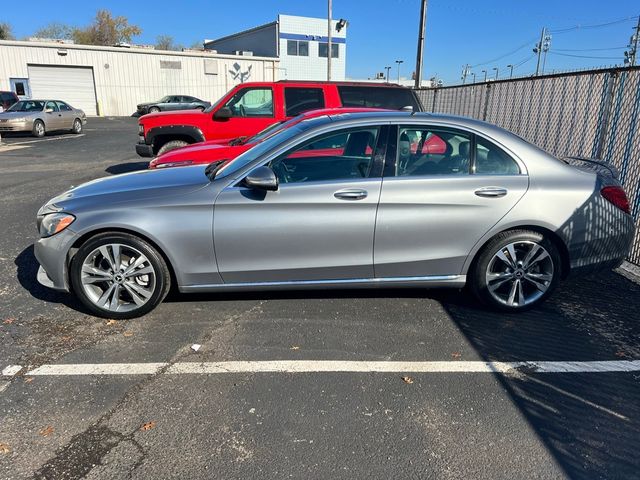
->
xmin=157 ymin=140 xmax=188 ymax=156
xmin=72 ymin=118 xmax=83 ymax=134
xmin=470 ymin=230 xmax=561 ymax=311
xmin=70 ymin=232 xmax=171 ymax=319
xmin=149 ymin=106 xmax=160 ymax=113
xmin=32 ymin=120 xmax=45 ymax=138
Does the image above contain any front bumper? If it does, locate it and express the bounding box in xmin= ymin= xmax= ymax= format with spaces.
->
xmin=0 ymin=120 xmax=29 ymax=132
xmin=136 ymin=142 xmax=154 ymax=157
xmin=34 ymin=228 xmax=79 ymax=292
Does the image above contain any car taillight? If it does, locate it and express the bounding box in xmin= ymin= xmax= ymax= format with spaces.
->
xmin=601 ymin=186 xmax=631 ymax=214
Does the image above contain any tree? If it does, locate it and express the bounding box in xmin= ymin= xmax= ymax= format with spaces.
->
xmin=0 ymin=22 xmax=14 ymax=40
xmin=190 ymin=40 xmax=203 ymax=49
xmin=72 ymin=10 xmax=141 ymax=46
xmin=33 ymin=22 xmax=73 ymax=40
xmin=155 ymin=35 xmax=177 ymax=51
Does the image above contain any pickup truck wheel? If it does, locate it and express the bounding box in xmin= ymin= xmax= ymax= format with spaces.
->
xmin=157 ymin=140 xmax=188 ymax=156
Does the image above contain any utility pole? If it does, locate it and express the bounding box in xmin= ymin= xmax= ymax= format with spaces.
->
xmin=625 ymin=16 xmax=640 ymax=66
xmin=534 ymin=27 xmax=551 ymax=75
xmin=461 ymin=64 xmax=470 ymax=84
xmin=396 ymin=59 xmax=404 ymax=82
xmin=507 ymin=64 xmax=514 ymax=79
xmin=385 ymin=66 xmax=391 ymax=82
xmin=492 ymin=66 xmax=499 ymax=80
xmin=481 ymin=69 xmax=487 ymax=82
xmin=414 ymin=0 xmax=428 ymax=88
xmin=327 ymin=0 xmax=332 ymax=81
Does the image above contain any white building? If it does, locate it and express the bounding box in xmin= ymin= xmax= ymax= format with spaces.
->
xmin=204 ymin=14 xmax=346 ymax=81
xmin=0 ymin=40 xmax=279 ymax=116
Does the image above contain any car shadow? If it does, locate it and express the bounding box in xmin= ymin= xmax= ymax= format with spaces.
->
xmin=105 ymin=162 xmax=149 ymax=175
xmin=440 ymin=270 xmax=640 ymax=480
xmin=15 ymin=245 xmax=93 ymax=315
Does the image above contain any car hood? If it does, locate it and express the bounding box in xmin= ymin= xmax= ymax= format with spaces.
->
xmin=137 ymin=102 xmax=158 ymax=107
xmin=141 ymin=110 xmax=204 ymax=121
xmin=43 ymin=165 xmax=211 ymax=211
xmin=0 ymin=111 xmax=38 ymax=119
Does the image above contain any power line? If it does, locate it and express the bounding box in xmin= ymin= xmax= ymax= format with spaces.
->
xmin=550 ymin=15 xmax=638 ymax=34
xmin=554 ymin=46 xmax=627 ymax=52
xmin=549 ymin=51 xmax=622 ymax=60
xmin=470 ymin=36 xmax=538 ymax=68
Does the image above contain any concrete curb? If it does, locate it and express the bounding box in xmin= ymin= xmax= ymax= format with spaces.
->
xmin=617 ymin=261 xmax=640 ymax=285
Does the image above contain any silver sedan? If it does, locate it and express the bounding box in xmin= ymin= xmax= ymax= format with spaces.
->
xmin=34 ymin=112 xmax=635 ymax=319
xmin=0 ymin=99 xmax=86 ymax=137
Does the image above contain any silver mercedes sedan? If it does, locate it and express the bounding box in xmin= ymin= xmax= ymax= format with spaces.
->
xmin=0 ymin=99 xmax=86 ymax=137
xmin=34 ymin=112 xmax=635 ymax=319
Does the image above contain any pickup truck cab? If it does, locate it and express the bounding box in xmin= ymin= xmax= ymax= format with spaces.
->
xmin=136 ymin=81 xmax=423 ymax=157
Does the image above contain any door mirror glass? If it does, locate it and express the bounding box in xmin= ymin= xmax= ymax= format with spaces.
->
xmin=244 ymin=166 xmax=279 ymax=191
xmin=214 ymin=106 xmax=232 ymax=120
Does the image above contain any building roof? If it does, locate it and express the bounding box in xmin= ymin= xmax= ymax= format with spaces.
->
xmin=204 ymin=21 xmax=278 ymax=47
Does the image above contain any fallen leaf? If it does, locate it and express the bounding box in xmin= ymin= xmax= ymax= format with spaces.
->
xmin=615 ymin=350 xmax=627 ymax=358
xmin=123 ymin=331 xmax=134 ymax=337
xmin=2 ymin=318 xmax=14 ymax=325
xmin=290 ymin=346 xmax=300 ymax=350
xmin=140 ymin=421 xmax=156 ymax=431
xmin=451 ymin=352 xmax=461 ymax=359
xmin=105 ymin=319 xmax=118 ymax=326
xmin=60 ymin=336 xmax=72 ymax=342
xmin=39 ymin=426 xmax=54 ymax=437
xmin=401 ymin=376 xmax=414 ymax=384
xmin=24 ymin=377 xmax=34 ymax=383
xmin=0 ymin=443 xmax=9 ymax=454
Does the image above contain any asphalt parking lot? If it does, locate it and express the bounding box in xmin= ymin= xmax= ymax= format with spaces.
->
xmin=1 ymin=117 xmax=640 ymax=479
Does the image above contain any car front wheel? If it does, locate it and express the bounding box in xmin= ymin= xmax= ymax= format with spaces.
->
xmin=72 ymin=118 xmax=83 ymax=134
xmin=32 ymin=120 xmax=45 ymax=138
xmin=70 ymin=232 xmax=171 ymax=319
xmin=470 ymin=230 xmax=561 ymax=311
xmin=149 ymin=106 xmax=160 ymax=113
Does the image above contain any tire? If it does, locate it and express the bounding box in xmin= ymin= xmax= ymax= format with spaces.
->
xmin=469 ymin=230 xmax=561 ymax=312
xmin=149 ymin=106 xmax=161 ymax=113
xmin=72 ymin=118 xmax=83 ymax=134
xmin=157 ymin=140 xmax=188 ymax=156
xmin=69 ymin=232 xmax=171 ymax=319
xmin=32 ymin=120 xmax=45 ymax=138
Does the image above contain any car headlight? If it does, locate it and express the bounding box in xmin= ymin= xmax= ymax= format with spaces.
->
xmin=154 ymin=160 xmax=194 ymax=169
xmin=39 ymin=213 xmax=75 ymax=238
xmin=11 ymin=117 xmax=27 ymax=122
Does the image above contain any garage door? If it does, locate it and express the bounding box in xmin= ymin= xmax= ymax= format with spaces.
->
xmin=28 ymin=65 xmax=97 ymax=116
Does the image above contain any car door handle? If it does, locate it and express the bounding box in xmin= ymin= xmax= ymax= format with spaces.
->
xmin=474 ymin=187 xmax=508 ymax=198
xmin=334 ymin=189 xmax=368 ymax=200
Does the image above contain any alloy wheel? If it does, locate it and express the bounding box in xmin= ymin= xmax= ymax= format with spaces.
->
xmin=485 ymin=241 xmax=554 ymax=307
xmin=35 ymin=122 xmax=45 ymax=136
xmin=80 ymin=243 xmax=157 ymax=313
xmin=73 ymin=119 xmax=82 ymax=133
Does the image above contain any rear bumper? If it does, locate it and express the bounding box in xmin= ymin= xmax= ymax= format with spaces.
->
xmin=136 ymin=142 xmax=154 ymax=157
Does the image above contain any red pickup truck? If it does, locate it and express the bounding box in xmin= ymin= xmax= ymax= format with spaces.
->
xmin=136 ymin=80 xmax=423 ymax=157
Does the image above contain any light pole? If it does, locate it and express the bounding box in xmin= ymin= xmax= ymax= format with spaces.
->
xmin=481 ymin=69 xmax=487 ymax=82
xmin=471 ymin=72 xmax=476 ymax=83
xmin=384 ymin=66 xmax=391 ymax=83
xmin=492 ymin=67 xmax=499 ymax=80
xmin=395 ymin=60 xmax=404 ymax=83
xmin=507 ymin=64 xmax=514 ymax=79
xmin=327 ymin=0 xmax=332 ymax=81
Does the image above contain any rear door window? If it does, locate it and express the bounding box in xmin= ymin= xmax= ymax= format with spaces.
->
xmin=284 ymin=87 xmax=325 ymax=117
xmin=474 ymin=137 xmax=520 ymax=175
xmin=338 ymin=86 xmax=420 ymax=111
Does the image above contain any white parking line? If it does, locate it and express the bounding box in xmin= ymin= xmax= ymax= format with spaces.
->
xmin=4 ymin=360 xmax=639 ymax=377
xmin=1 ymin=134 xmax=85 ymax=146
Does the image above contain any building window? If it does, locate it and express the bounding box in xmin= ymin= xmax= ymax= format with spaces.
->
xmin=287 ymin=40 xmax=309 ymax=57
xmin=318 ymin=42 xmax=339 ymax=58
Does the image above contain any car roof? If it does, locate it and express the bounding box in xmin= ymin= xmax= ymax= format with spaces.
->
xmin=227 ymin=81 xmax=413 ymax=89
xmin=299 ymin=107 xmax=388 ymax=119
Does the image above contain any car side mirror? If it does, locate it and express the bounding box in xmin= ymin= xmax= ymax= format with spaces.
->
xmin=214 ymin=107 xmax=232 ymax=120
xmin=244 ymin=166 xmax=278 ymax=191
xmin=45 ymin=108 xmax=54 ymax=113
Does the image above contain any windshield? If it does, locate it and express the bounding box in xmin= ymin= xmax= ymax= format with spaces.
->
xmin=243 ymin=121 xmax=285 ymax=144
xmin=214 ymin=116 xmax=330 ymax=180
xmin=159 ymin=96 xmax=172 ymax=103
xmin=204 ymin=94 xmax=227 ymax=113
xmin=7 ymin=100 xmax=45 ymax=112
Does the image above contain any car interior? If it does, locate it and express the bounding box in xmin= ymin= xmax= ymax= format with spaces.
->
xmin=270 ymin=128 xmax=378 ymax=183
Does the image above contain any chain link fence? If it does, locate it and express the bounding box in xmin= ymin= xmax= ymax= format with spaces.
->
xmin=415 ymin=67 xmax=640 ymax=266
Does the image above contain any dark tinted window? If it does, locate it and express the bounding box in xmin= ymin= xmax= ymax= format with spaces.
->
xmin=298 ymin=41 xmax=309 ymax=56
xmin=284 ymin=87 xmax=325 ymax=117
xmin=394 ymin=126 xmax=471 ymax=176
xmin=474 ymin=137 xmax=520 ymax=175
xmin=14 ymin=83 xmax=26 ymax=96
xmin=318 ymin=42 xmax=339 ymax=58
xmin=338 ymin=86 xmax=420 ymax=111
xmin=269 ymin=127 xmax=379 ymax=184
xmin=287 ymin=40 xmax=297 ymax=56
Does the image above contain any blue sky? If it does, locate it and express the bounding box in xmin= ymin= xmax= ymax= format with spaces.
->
xmin=3 ymin=0 xmax=639 ymax=85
